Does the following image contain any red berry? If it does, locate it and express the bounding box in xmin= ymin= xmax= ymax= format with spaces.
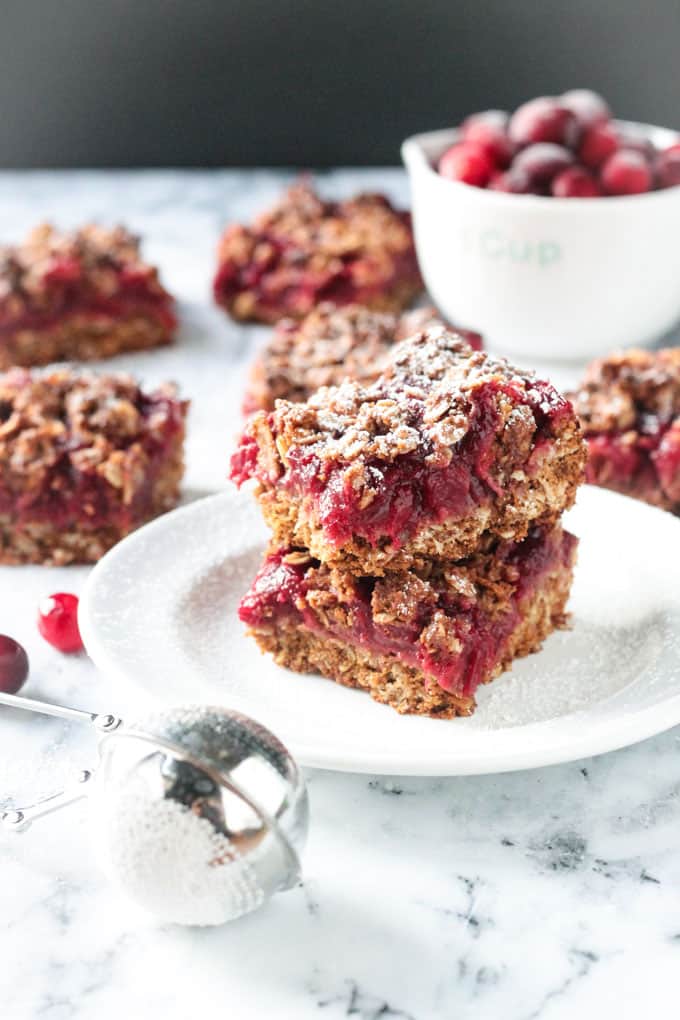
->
xmin=551 ymin=166 xmax=602 ymax=197
xmin=438 ymin=142 xmax=495 ymax=187
xmin=38 ymin=593 xmax=84 ymax=653
xmin=512 ymin=143 xmax=574 ymax=185
xmin=508 ymin=97 xmax=578 ymax=148
xmin=489 ymin=167 xmax=548 ymax=194
xmin=578 ymin=122 xmax=619 ymax=169
xmin=461 ymin=109 xmax=509 ymax=134
xmin=560 ymin=89 xmax=611 ymax=130
xmin=601 ymin=149 xmax=653 ymax=195
xmin=616 ymin=128 xmax=655 ymax=161
xmin=488 ymin=171 xmax=514 ymax=192
xmin=0 ymin=636 xmax=29 ymax=694
xmin=656 ymin=143 xmax=680 ymax=188
xmin=460 ymin=110 xmax=514 ymax=168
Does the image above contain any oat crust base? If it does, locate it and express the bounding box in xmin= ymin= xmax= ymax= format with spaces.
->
xmin=247 ymin=558 xmax=573 ymax=718
xmin=0 ymin=314 xmax=172 ymax=369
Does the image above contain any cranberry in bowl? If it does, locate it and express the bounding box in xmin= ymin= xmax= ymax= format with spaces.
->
xmin=402 ymin=96 xmax=680 ymax=361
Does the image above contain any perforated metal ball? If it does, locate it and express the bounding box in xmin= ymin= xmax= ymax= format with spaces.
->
xmin=89 ymin=705 xmax=308 ymax=926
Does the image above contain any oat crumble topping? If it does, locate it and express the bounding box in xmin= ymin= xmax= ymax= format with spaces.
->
xmin=245 ymin=303 xmax=444 ymax=411
xmin=571 ymin=348 xmax=680 ymax=433
xmin=0 ymin=367 xmax=183 ymax=505
xmin=0 ymin=224 xmax=168 ymax=323
xmin=250 ymin=326 xmax=570 ymax=470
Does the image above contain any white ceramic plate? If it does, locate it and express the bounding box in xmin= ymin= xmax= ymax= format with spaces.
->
xmin=80 ymin=485 xmax=680 ymax=776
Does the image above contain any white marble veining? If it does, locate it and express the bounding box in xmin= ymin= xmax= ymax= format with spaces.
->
xmin=0 ymin=170 xmax=679 ymax=1020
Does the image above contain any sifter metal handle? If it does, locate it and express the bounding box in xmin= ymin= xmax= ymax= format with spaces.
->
xmin=1 ymin=769 xmax=94 ymax=833
xmin=0 ymin=691 xmax=122 ymax=733
xmin=0 ymin=692 xmax=121 ymax=833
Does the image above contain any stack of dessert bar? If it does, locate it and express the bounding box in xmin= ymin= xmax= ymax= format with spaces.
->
xmin=232 ymin=327 xmax=587 ymax=718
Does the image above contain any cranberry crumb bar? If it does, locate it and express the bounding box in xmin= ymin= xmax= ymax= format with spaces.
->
xmin=243 ymin=303 xmax=456 ymax=414
xmin=0 ymin=224 xmax=176 ymax=368
xmin=239 ymin=525 xmax=577 ymax=717
xmin=0 ymin=367 xmax=187 ymax=564
xmin=232 ymin=327 xmax=586 ymax=574
xmin=213 ymin=182 xmax=423 ymax=323
xmin=571 ymin=348 xmax=680 ymax=512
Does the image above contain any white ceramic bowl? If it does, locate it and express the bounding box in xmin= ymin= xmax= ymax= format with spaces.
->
xmin=402 ymin=121 xmax=680 ymax=361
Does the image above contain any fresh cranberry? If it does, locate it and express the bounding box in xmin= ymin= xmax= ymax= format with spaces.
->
xmin=560 ymin=89 xmax=611 ymax=130
xmin=508 ymin=97 xmax=578 ymax=148
xmin=551 ymin=166 xmax=602 ymax=197
xmin=0 ymin=636 xmax=29 ymax=694
xmin=616 ymin=128 xmax=655 ymax=160
xmin=38 ymin=593 xmax=84 ymax=653
xmin=438 ymin=142 xmax=495 ymax=187
xmin=578 ymin=122 xmax=619 ymax=169
xmin=656 ymin=143 xmax=680 ymax=188
xmin=489 ymin=167 xmax=535 ymax=194
xmin=600 ymin=149 xmax=653 ymax=195
xmin=460 ymin=110 xmax=514 ymax=168
xmin=461 ymin=109 xmax=509 ymax=134
xmin=511 ymin=143 xmax=574 ymax=185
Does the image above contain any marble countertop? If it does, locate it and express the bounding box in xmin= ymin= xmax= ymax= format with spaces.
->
xmin=0 ymin=170 xmax=679 ymax=1020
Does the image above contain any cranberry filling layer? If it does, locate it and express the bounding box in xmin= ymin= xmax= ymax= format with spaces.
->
xmin=0 ymin=282 xmax=176 ymax=335
xmin=239 ymin=526 xmax=576 ymax=698
xmin=232 ymin=377 xmax=573 ymax=550
xmin=214 ymin=232 xmax=420 ymax=316
xmin=585 ymin=420 xmax=680 ymax=506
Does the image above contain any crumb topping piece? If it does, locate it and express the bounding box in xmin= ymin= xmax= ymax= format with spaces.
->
xmin=219 ymin=182 xmax=416 ymax=267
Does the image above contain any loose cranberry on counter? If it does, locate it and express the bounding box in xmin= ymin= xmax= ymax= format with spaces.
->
xmin=560 ymin=89 xmax=611 ymax=130
xmin=508 ymin=97 xmax=578 ymax=148
xmin=552 ymin=166 xmax=602 ymax=197
xmin=578 ymin=122 xmax=619 ymax=169
xmin=512 ymin=143 xmax=574 ymax=185
xmin=0 ymin=636 xmax=29 ymax=694
xmin=438 ymin=142 xmax=495 ymax=187
xmin=38 ymin=593 xmax=84 ymax=653
xmin=460 ymin=110 xmax=514 ymax=168
xmin=601 ymin=149 xmax=653 ymax=195
xmin=656 ymin=144 xmax=680 ymax=188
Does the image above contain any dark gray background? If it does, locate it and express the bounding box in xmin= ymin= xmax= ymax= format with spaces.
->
xmin=2 ymin=0 xmax=679 ymax=168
